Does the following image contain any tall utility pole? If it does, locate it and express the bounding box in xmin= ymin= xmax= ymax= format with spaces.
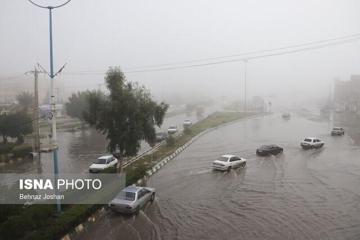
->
xmin=26 ymin=67 xmax=43 ymax=154
xmin=244 ymin=59 xmax=248 ymax=112
xmin=33 ymin=67 xmax=40 ymax=153
xmin=28 ymin=0 xmax=72 ymax=213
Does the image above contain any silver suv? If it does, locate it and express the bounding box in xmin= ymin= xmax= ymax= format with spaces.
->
xmin=301 ymin=137 xmax=324 ymax=149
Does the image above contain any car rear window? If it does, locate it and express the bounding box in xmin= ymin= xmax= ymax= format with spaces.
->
xmin=304 ymin=139 xmax=312 ymax=142
xmin=118 ymin=191 xmax=136 ymax=201
xmin=218 ymin=156 xmax=229 ymax=162
xmin=94 ymin=158 xmax=107 ymax=164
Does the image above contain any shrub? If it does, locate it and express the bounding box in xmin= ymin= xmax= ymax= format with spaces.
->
xmin=12 ymin=145 xmax=32 ymax=158
xmin=0 ymin=143 xmax=15 ymax=155
xmin=126 ymin=164 xmax=147 ymax=186
xmin=166 ymin=135 xmax=175 ymax=146
xmin=183 ymin=127 xmax=192 ymax=135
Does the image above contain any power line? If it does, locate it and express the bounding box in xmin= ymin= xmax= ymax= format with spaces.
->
xmin=125 ymin=32 xmax=360 ymax=70
xmin=64 ymin=33 xmax=360 ymax=75
xmin=2 ymin=32 xmax=360 ymax=79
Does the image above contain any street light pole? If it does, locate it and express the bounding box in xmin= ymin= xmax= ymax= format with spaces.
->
xmin=28 ymin=0 xmax=72 ymax=213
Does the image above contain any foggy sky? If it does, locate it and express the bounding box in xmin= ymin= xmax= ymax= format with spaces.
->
xmin=1 ymin=0 xmax=360 ymax=104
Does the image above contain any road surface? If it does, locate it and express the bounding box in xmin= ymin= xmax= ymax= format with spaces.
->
xmin=77 ymin=111 xmax=360 ymax=240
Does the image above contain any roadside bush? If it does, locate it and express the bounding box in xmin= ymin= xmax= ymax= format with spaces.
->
xmin=0 ymin=143 xmax=15 ymax=155
xmin=183 ymin=127 xmax=192 ymax=135
xmin=0 ymin=204 xmax=103 ymax=240
xmin=166 ymin=135 xmax=175 ymax=146
xmin=0 ymin=205 xmax=55 ymax=240
xmin=12 ymin=145 xmax=32 ymax=158
xmin=0 ymin=205 xmax=22 ymax=225
xmin=126 ymin=164 xmax=147 ymax=186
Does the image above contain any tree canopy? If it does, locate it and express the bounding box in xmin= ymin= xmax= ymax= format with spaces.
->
xmin=16 ymin=92 xmax=33 ymax=112
xmin=83 ymin=67 xmax=168 ymax=157
xmin=65 ymin=91 xmax=91 ymax=122
xmin=0 ymin=112 xmax=33 ymax=144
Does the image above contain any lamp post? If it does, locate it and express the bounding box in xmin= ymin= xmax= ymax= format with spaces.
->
xmin=28 ymin=0 xmax=72 ymax=213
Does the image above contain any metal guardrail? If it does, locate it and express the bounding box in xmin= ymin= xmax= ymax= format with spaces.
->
xmin=122 ymin=142 xmax=164 ymax=168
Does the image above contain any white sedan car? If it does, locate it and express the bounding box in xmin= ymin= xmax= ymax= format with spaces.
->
xmin=300 ymin=137 xmax=324 ymax=149
xmin=89 ymin=155 xmax=118 ymax=173
xmin=212 ymin=154 xmax=247 ymax=171
xmin=167 ymin=125 xmax=178 ymax=134
xmin=183 ymin=119 xmax=192 ymax=127
xmin=109 ymin=186 xmax=155 ymax=214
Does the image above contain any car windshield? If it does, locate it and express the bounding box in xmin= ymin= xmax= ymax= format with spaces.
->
xmin=304 ymin=139 xmax=312 ymax=142
xmin=117 ymin=191 xmax=136 ymax=201
xmin=93 ymin=158 xmax=107 ymax=164
xmin=333 ymin=128 xmax=341 ymax=130
xmin=218 ymin=156 xmax=229 ymax=162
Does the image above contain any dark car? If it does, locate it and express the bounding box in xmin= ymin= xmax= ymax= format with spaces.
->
xmin=256 ymin=145 xmax=283 ymax=156
xmin=331 ymin=127 xmax=345 ymax=136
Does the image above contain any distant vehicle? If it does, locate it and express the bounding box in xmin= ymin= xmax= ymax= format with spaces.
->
xmin=331 ymin=127 xmax=345 ymax=136
xmin=167 ymin=125 xmax=178 ymax=134
xmin=183 ymin=119 xmax=192 ymax=127
xmin=300 ymin=137 xmax=324 ymax=149
xmin=256 ymin=145 xmax=283 ymax=156
xmin=89 ymin=155 xmax=118 ymax=173
xmin=282 ymin=113 xmax=291 ymax=119
xmin=212 ymin=154 xmax=246 ymax=171
xmin=156 ymin=132 xmax=168 ymax=142
xmin=109 ymin=186 xmax=155 ymax=214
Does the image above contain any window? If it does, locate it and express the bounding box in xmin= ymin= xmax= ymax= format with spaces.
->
xmin=138 ymin=189 xmax=147 ymax=199
xmin=230 ymin=157 xmax=240 ymax=162
xmin=94 ymin=158 xmax=107 ymax=164
xmin=118 ymin=191 xmax=136 ymax=201
xmin=218 ymin=156 xmax=229 ymax=162
xmin=304 ymin=139 xmax=311 ymax=142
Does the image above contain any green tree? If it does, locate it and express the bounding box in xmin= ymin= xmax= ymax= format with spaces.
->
xmin=84 ymin=67 xmax=168 ymax=157
xmin=65 ymin=91 xmax=91 ymax=122
xmin=0 ymin=112 xmax=33 ymax=144
xmin=16 ymin=92 xmax=33 ymax=112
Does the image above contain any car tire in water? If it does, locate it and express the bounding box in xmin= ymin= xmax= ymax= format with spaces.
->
xmin=150 ymin=193 xmax=155 ymax=202
xmin=241 ymin=162 xmax=246 ymax=168
xmin=227 ymin=166 xmax=231 ymax=172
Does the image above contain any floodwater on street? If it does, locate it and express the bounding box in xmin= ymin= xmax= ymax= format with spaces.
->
xmin=77 ymin=111 xmax=360 ymax=240
xmin=0 ymin=105 xmax=215 ymax=174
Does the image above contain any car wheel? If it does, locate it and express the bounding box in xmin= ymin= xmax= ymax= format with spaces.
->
xmin=227 ymin=166 xmax=231 ymax=172
xmin=241 ymin=162 xmax=246 ymax=168
xmin=150 ymin=193 xmax=155 ymax=202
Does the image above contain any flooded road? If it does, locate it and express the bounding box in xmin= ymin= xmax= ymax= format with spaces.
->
xmin=0 ymin=105 xmax=217 ymax=174
xmin=78 ymin=112 xmax=360 ymax=240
